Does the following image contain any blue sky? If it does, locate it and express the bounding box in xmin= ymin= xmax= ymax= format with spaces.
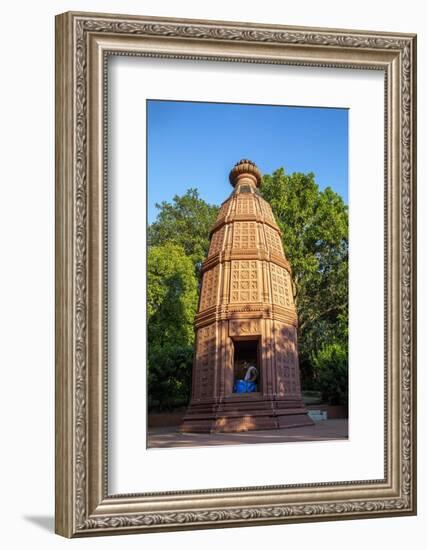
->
xmin=147 ymin=100 xmax=348 ymax=223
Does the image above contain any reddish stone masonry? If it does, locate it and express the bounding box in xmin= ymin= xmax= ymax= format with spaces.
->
xmin=180 ymin=160 xmax=313 ymax=433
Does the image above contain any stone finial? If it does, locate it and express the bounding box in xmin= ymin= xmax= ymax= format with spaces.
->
xmin=229 ymin=159 xmax=262 ymax=188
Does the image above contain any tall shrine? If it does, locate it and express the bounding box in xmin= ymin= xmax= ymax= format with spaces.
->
xmin=180 ymin=160 xmax=313 ymax=433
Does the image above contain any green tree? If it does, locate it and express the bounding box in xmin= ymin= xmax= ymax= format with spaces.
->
xmin=147 ymin=243 xmax=198 ymax=409
xmin=311 ymin=343 xmax=348 ymax=406
xmin=148 ymin=189 xmax=219 ymax=277
xmin=261 ymin=169 xmax=348 ymax=388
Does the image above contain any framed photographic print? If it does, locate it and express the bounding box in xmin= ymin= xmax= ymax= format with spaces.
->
xmin=55 ymin=11 xmax=417 ymax=537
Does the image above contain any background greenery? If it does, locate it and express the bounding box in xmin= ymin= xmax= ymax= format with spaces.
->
xmin=147 ymin=170 xmax=348 ymax=410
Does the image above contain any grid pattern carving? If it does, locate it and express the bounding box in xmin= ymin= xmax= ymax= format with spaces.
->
xmin=264 ymin=225 xmax=284 ymax=255
xmin=218 ymin=200 xmax=230 ymax=218
xmin=232 ymin=222 xmax=257 ymax=250
xmin=235 ymin=196 xmax=255 ymax=215
xmin=209 ymin=225 xmax=225 ymax=256
xmin=270 ymin=264 xmax=292 ymax=307
xmin=274 ymin=324 xmax=300 ymax=396
xmin=259 ymin=198 xmax=275 ymax=221
xmin=230 ymin=260 xmax=260 ymax=303
xmin=194 ymin=324 xmax=216 ymax=399
xmin=199 ymin=266 xmax=219 ymax=310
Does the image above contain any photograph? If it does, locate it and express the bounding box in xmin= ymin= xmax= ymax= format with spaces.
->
xmin=53 ymin=9 xmax=416 ymax=537
xmin=146 ymin=100 xmax=349 ymax=448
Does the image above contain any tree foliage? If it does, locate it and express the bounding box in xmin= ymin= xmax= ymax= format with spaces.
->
xmin=148 ymin=189 xmax=219 ymax=277
xmin=261 ymin=169 xmax=348 ymax=390
xmin=311 ymin=343 xmax=348 ymax=406
xmin=147 ymin=243 xmax=198 ymax=409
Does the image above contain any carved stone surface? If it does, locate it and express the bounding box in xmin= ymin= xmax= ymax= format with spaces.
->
xmin=193 ymin=324 xmax=217 ymax=400
xmin=181 ymin=160 xmax=313 ymax=433
xmin=230 ymin=260 xmax=260 ymax=303
xmin=274 ymin=323 xmax=300 ymax=397
xmin=270 ymin=264 xmax=293 ymax=307
xmin=208 ymin=224 xmax=226 ymax=255
xmin=229 ymin=320 xmax=261 ymax=336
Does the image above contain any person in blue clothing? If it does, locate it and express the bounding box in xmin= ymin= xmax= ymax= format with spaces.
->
xmin=234 ymin=362 xmax=258 ymax=393
xmin=244 ymin=364 xmax=258 ymax=384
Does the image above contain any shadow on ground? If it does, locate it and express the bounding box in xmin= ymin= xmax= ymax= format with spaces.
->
xmin=23 ymin=515 xmax=54 ymax=533
xmin=148 ymin=418 xmax=348 ymax=449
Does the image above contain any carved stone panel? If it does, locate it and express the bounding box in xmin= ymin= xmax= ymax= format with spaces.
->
xmin=209 ymin=225 xmax=225 ymax=256
xmin=264 ymin=225 xmax=284 ymax=255
xmin=270 ymin=263 xmax=293 ymax=307
xmin=229 ymin=260 xmax=260 ymax=303
xmin=232 ymin=221 xmax=257 ymax=250
xmin=229 ymin=319 xmax=261 ymax=336
xmin=218 ymin=200 xmax=231 ymax=219
xmin=274 ymin=323 xmax=300 ymax=397
xmin=199 ymin=265 xmax=219 ymax=310
xmin=193 ymin=323 xmax=216 ymax=399
xmin=258 ymin=197 xmax=275 ymax=222
xmin=235 ymin=195 xmax=255 ymax=216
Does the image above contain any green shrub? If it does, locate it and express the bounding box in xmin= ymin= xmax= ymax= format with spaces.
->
xmin=311 ymin=343 xmax=348 ymax=406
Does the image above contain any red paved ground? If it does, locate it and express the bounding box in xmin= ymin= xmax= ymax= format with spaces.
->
xmin=147 ymin=418 xmax=348 ymax=448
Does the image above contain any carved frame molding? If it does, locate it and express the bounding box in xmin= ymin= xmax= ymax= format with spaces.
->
xmin=55 ymin=11 xmax=416 ymax=537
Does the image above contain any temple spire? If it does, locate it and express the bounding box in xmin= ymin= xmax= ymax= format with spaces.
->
xmin=180 ymin=159 xmax=312 ymax=433
xmin=229 ymin=159 xmax=262 ymax=188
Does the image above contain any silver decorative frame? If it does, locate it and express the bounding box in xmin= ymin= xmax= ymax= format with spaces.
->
xmin=55 ymin=11 xmax=417 ymax=537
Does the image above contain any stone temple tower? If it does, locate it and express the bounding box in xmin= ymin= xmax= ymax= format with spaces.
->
xmin=180 ymin=160 xmax=313 ymax=433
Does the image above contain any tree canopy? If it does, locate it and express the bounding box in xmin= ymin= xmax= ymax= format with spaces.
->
xmin=261 ymin=169 xmax=348 ymax=392
xmin=148 ymin=188 xmax=219 ymax=277
xmin=147 ymin=243 xmax=198 ymax=408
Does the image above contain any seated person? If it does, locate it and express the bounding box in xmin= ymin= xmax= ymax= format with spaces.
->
xmin=234 ymin=363 xmax=258 ymax=393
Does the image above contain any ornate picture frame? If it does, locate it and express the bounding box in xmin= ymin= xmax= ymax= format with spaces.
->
xmin=55 ymin=11 xmax=417 ymax=537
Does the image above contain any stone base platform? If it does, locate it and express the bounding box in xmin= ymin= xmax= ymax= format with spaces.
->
xmin=180 ymin=395 xmax=314 ymax=433
xmin=148 ymin=419 xmax=348 ymax=448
